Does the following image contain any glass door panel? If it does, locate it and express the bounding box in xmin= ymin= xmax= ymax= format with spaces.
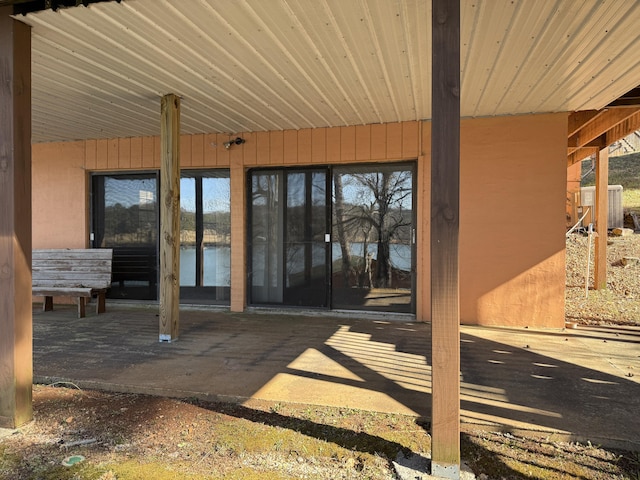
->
xmin=331 ymin=164 xmax=414 ymax=313
xmin=92 ymin=174 xmax=158 ymax=300
xmin=180 ymin=177 xmax=197 ymax=287
xmin=180 ymin=170 xmax=231 ymax=304
xmin=249 ymin=169 xmax=328 ymax=307
xmin=250 ymin=171 xmax=284 ymax=304
xmin=283 ymin=171 xmax=328 ymax=307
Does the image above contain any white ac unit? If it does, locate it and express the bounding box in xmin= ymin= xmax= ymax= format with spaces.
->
xmin=580 ymin=185 xmax=623 ymax=229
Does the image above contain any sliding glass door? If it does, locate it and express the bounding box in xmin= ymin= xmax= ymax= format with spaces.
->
xmin=331 ymin=164 xmax=414 ymax=313
xmin=248 ymin=163 xmax=414 ymax=313
xmin=249 ymin=169 xmax=329 ymax=307
xmin=92 ymin=173 xmax=159 ymax=300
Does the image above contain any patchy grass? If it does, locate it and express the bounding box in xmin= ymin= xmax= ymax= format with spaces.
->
xmin=1 ymin=386 xmax=638 ymax=479
xmin=582 ymin=153 xmax=640 ymax=215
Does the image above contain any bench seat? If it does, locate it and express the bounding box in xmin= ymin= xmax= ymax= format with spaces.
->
xmin=32 ymin=249 xmax=113 ymax=318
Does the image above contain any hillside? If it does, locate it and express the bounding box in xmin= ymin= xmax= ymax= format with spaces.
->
xmin=581 ymin=152 xmax=640 ymax=216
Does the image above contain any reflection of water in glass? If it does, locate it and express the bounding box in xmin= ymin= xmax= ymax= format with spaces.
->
xmin=179 ymin=246 xmax=231 ymax=287
xmin=331 ymin=242 xmax=411 ymax=271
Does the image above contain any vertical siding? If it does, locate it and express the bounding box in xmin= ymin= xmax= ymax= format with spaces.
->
xmin=355 ymin=125 xmax=371 ymax=161
xmin=130 ymin=137 xmax=142 ymax=169
xmin=298 ymin=128 xmax=312 ymax=164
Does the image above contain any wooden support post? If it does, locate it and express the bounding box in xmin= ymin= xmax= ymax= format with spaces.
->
xmin=594 ymin=147 xmax=608 ymax=290
xmin=0 ymin=9 xmax=33 ymax=429
xmin=159 ymin=94 xmax=180 ymax=342
xmin=431 ymin=0 xmax=461 ymax=478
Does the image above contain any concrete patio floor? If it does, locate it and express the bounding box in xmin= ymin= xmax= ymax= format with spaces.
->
xmin=32 ymin=304 xmax=640 ymax=451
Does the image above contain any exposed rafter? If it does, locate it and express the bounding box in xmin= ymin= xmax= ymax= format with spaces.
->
xmin=567 ymin=94 xmax=640 ymax=167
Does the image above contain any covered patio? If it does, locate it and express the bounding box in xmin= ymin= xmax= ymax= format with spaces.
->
xmin=3 ymin=1 xmax=640 ymax=476
xmin=32 ymin=304 xmax=640 ymax=452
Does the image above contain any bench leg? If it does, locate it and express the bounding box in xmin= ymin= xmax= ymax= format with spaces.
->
xmin=43 ymin=296 xmax=53 ymax=312
xmin=96 ymin=292 xmax=106 ymax=314
xmin=78 ymin=297 xmax=86 ymax=318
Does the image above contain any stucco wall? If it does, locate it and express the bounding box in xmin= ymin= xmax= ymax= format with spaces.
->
xmin=459 ymin=113 xmax=567 ymax=327
xmin=32 ymin=141 xmax=87 ymax=249
xmin=31 ymin=114 xmax=568 ymax=328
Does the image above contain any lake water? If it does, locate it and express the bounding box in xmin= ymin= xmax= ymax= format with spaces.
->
xmin=179 ymin=242 xmax=411 ymax=287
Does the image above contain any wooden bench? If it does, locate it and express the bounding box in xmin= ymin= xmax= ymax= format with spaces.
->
xmin=32 ymin=249 xmax=113 ymax=318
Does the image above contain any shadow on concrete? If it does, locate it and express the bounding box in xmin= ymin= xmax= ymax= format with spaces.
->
xmin=32 ymin=305 xmax=640 ymax=450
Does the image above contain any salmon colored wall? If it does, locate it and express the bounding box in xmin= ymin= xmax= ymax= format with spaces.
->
xmin=458 ymin=113 xmax=567 ymax=327
xmin=32 ymin=116 xmax=567 ymax=327
xmin=32 ymin=141 xmax=87 ymax=248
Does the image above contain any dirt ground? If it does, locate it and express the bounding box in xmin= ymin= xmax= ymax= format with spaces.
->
xmin=1 ymin=233 xmax=639 ymax=480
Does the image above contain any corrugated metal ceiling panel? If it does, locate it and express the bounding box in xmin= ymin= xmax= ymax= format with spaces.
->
xmin=15 ymin=0 xmax=640 ymax=143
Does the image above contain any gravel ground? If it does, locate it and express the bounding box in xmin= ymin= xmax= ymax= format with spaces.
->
xmin=565 ymin=231 xmax=640 ymax=325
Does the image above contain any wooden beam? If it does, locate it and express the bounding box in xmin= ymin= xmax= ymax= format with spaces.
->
xmin=594 ymin=148 xmax=608 ymax=290
xmin=568 ymin=110 xmax=602 ymax=137
xmin=0 ymin=8 xmax=32 ymax=428
xmin=431 ymin=0 xmax=460 ymax=477
xmin=159 ymin=94 xmax=180 ymax=342
xmin=568 ymin=107 xmax=640 ymax=148
xmin=567 ymin=147 xmax=599 ymax=167
xmin=606 ymin=110 xmax=640 ymax=145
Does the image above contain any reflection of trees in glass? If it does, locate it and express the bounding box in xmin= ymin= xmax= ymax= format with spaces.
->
xmin=104 ymin=202 xmax=157 ymax=246
xmin=333 ymin=168 xmax=412 ymax=289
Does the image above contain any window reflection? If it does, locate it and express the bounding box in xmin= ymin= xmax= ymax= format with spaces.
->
xmin=179 ymin=170 xmax=231 ymax=304
xmin=332 ymin=164 xmax=414 ymax=313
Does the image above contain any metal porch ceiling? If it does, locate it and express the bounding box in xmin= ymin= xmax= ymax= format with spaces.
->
xmin=14 ymin=0 xmax=640 ymax=143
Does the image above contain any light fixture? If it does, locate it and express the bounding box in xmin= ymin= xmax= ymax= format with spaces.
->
xmin=223 ymin=137 xmax=246 ymax=149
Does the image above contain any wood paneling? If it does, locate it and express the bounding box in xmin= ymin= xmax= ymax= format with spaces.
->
xmin=107 ymin=139 xmax=119 ymax=169
xmin=203 ymin=133 xmax=217 ymax=166
xmin=270 ymin=130 xmax=284 ymax=165
xmin=85 ymin=139 xmax=97 ymax=170
xmin=386 ymin=122 xmax=403 ymax=159
xmin=130 ymin=137 xmax=142 ymax=169
xmin=340 ymin=126 xmax=356 ymax=162
xmin=242 ymin=132 xmax=257 ymax=166
xmin=190 ymin=135 xmax=204 ymax=168
xmin=181 ymin=135 xmax=192 ymax=168
xmin=142 ymin=136 xmax=155 ymax=169
xmin=256 ymin=131 xmax=270 ymax=166
xmin=298 ymin=128 xmax=312 ymax=164
xmin=82 ymin=121 xmax=421 ymax=172
xmin=355 ymin=125 xmax=371 ymax=161
xmin=283 ymin=129 xmax=298 ymax=164
xmin=403 ymin=121 xmax=420 ymax=158
xmin=311 ymin=127 xmax=327 ymax=163
xmin=217 ymin=134 xmax=230 ymax=167
xmin=326 ymin=127 xmax=341 ymax=163
xmin=118 ymin=138 xmax=131 ymax=169
xmin=96 ymin=139 xmax=108 ymax=170
xmin=371 ymin=123 xmax=387 ymax=160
